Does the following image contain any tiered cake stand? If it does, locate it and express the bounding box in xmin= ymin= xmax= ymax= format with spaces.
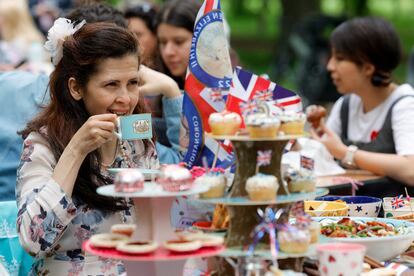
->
xmin=197 ymin=134 xmax=328 ymax=274
xmin=83 ymin=182 xmax=225 ymax=276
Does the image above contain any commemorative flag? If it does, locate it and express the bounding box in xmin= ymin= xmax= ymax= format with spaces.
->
xmin=226 ymin=67 xmax=303 ymax=126
xmin=181 ymin=0 xmax=234 ymax=168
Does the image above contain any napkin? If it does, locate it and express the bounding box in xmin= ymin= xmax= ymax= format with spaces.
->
xmin=282 ymin=138 xmax=345 ymax=177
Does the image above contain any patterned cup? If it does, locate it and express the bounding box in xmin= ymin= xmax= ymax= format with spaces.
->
xmin=317 ymin=243 xmax=366 ymax=276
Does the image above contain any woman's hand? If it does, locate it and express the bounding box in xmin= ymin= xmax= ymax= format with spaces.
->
xmin=310 ymin=122 xmax=347 ymax=160
xmin=138 ymin=65 xmax=181 ymax=98
xmin=53 ymin=113 xmax=117 ymax=196
xmin=68 ymin=113 xmax=117 ymax=157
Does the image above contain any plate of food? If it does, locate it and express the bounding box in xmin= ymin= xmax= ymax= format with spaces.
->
xmin=192 ymin=221 xmax=227 ymax=233
xmin=315 ymin=217 xmax=414 ymax=261
xmin=192 ymin=204 xmax=229 ymax=233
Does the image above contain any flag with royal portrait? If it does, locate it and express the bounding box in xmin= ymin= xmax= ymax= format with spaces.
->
xmin=181 ymin=0 xmax=234 ymax=168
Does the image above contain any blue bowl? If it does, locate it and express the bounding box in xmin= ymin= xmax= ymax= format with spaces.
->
xmin=316 ymin=196 xmax=382 ymax=217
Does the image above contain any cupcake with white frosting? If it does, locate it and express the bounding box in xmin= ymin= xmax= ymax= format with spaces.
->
xmin=114 ymin=169 xmax=144 ymax=193
xmin=285 ymin=169 xmax=316 ymax=193
xmin=278 ymin=111 xmax=306 ymax=135
xmin=196 ymin=170 xmax=227 ymax=199
xmin=245 ymin=113 xmax=280 ymax=138
xmin=208 ymin=110 xmax=241 ymax=135
xmin=278 ymin=225 xmax=310 ymax=253
xmin=245 ymin=173 xmax=279 ymax=201
xmin=157 ymin=165 xmax=193 ymax=192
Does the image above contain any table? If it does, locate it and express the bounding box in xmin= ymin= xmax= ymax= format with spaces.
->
xmin=317 ymin=170 xmax=382 ymax=188
xmin=316 ymin=170 xmax=384 ymax=195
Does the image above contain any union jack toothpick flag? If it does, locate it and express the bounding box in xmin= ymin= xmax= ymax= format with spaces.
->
xmin=290 ymin=201 xmax=305 ymax=216
xmin=240 ymin=100 xmax=258 ymax=117
xmin=290 ymin=201 xmax=311 ymax=229
xmin=300 ymin=155 xmax=315 ymax=171
xmin=254 ymin=89 xmax=273 ymax=102
xmin=209 ymin=88 xmax=223 ymax=102
xmin=391 ymin=195 xmax=405 ymax=209
xmin=257 ymin=150 xmax=272 ymax=167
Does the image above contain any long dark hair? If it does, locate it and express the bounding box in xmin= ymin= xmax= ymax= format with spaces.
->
xmin=21 ymin=22 xmax=145 ymax=211
xmin=330 ymin=16 xmax=402 ymax=87
xmin=155 ymin=0 xmax=200 ymax=88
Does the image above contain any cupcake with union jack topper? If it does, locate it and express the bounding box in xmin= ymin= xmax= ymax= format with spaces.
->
xmin=196 ymin=168 xmax=227 ymax=199
xmin=157 ymin=164 xmax=193 ymax=192
xmin=245 ymin=113 xmax=280 ymax=138
xmin=245 ymin=174 xmax=279 ymax=201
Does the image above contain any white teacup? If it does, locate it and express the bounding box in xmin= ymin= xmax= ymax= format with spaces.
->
xmin=317 ymin=243 xmax=366 ymax=276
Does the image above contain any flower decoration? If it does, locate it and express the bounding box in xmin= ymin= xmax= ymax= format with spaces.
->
xmin=44 ymin=18 xmax=86 ymax=65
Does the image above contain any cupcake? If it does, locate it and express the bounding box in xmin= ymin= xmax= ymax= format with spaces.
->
xmin=278 ymin=225 xmax=310 ymax=254
xmin=278 ymin=111 xmax=306 ymax=135
xmin=157 ymin=164 xmax=193 ymax=192
xmin=285 ymin=169 xmax=316 ymax=193
xmin=245 ymin=174 xmax=279 ymax=201
xmin=114 ymin=169 xmax=144 ymax=193
xmin=245 ymin=113 xmax=280 ymax=138
xmin=196 ymin=170 xmax=227 ymax=199
xmin=208 ymin=110 xmax=242 ymax=135
xmin=308 ymin=221 xmax=321 ymax=244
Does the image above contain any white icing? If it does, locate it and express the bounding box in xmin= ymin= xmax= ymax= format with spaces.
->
xmin=194 ymin=174 xmax=226 ymax=187
xmin=285 ymin=169 xmax=315 ymax=182
xmin=161 ymin=165 xmax=192 ymax=181
xmin=279 ymin=111 xmax=306 ymax=122
xmin=278 ymin=228 xmax=310 ymax=243
xmin=208 ymin=111 xmax=242 ymax=123
xmin=246 ymin=174 xmax=279 ymax=190
xmin=115 ymin=170 xmax=144 ymax=184
xmin=245 ymin=113 xmax=280 ymax=126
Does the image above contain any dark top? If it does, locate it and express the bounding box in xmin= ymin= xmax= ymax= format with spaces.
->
xmin=339 ymin=94 xmax=414 ymax=197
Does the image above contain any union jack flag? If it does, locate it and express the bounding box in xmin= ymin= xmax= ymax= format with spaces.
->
xmin=226 ymin=67 xmax=302 ymax=127
xmin=209 ymin=88 xmax=223 ymax=102
xmin=391 ymin=195 xmax=405 ymax=209
xmin=300 ymin=155 xmax=315 ymax=171
xmin=257 ymin=150 xmax=272 ymax=167
xmin=254 ymin=89 xmax=273 ymax=102
xmin=290 ymin=201 xmax=305 ymax=217
xmin=240 ymin=100 xmax=258 ymax=117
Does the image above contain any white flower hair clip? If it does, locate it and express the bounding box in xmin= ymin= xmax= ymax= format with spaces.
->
xmin=44 ymin=18 xmax=86 ymax=66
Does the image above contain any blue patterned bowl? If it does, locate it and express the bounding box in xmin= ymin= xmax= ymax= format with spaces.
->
xmin=317 ymin=196 xmax=382 ymax=217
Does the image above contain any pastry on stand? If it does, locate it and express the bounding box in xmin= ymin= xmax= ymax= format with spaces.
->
xmin=84 ymin=170 xmax=224 ymax=276
xmin=198 ymin=133 xmax=328 ymax=275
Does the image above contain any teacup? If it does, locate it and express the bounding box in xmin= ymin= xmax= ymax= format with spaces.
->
xmin=317 ymin=243 xmax=366 ymax=276
xmin=114 ymin=113 xmax=152 ymax=140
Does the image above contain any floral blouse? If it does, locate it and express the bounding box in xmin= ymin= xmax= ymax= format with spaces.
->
xmin=16 ymin=131 xmax=159 ymax=276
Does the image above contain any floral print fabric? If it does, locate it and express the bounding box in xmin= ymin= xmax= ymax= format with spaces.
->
xmin=16 ymin=131 xmax=159 ymax=275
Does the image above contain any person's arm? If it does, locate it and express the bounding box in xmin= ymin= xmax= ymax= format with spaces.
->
xmin=138 ymin=65 xmax=181 ymax=99
xmin=311 ymin=124 xmax=414 ymax=186
xmin=162 ymin=95 xmax=183 ymax=154
xmin=353 ymin=151 xmax=414 ymax=185
xmin=139 ymin=65 xmax=184 ymax=163
xmin=17 ymin=114 xmax=117 ymax=256
xmin=16 ymin=133 xmax=79 ymax=257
